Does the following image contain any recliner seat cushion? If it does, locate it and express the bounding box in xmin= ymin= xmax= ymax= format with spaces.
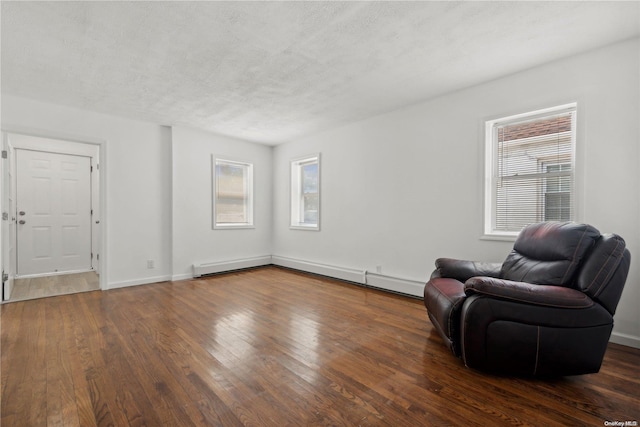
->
xmin=501 ymin=222 xmax=600 ymax=285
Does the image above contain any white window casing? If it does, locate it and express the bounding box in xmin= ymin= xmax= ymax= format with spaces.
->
xmin=213 ymin=157 xmax=254 ymax=229
xmin=484 ymin=103 xmax=577 ymax=238
xmin=290 ymin=154 xmax=320 ymax=231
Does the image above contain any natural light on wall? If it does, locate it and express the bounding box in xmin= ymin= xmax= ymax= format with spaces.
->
xmin=484 ymin=103 xmax=577 ymax=238
xmin=213 ymin=157 xmax=254 ymax=229
xmin=290 ymin=154 xmax=320 ymax=230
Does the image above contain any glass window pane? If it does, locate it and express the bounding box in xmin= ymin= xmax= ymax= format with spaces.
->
xmin=290 ymin=155 xmax=320 ymax=229
xmin=303 ymin=193 xmax=318 ymax=223
xmin=214 ymin=159 xmax=252 ymax=227
xmin=486 ymin=104 xmax=576 ymax=235
xmin=302 ymin=163 xmax=318 ymax=193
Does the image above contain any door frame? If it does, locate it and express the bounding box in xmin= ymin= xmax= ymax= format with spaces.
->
xmin=1 ymin=134 xmax=15 ymax=300
xmin=1 ymin=129 xmax=106 ymax=300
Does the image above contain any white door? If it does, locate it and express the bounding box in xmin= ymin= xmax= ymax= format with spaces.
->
xmin=16 ymin=149 xmax=92 ymax=277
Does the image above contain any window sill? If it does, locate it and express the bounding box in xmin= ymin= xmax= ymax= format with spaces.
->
xmin=480 ymin=233 xmax=518 ymax=242
xmin=214 ymin=224 xmax=255 ymax=230
xmin=290 ymin=224 xmax=320 ymax=231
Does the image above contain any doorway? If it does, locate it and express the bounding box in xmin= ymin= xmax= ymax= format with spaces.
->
xmin=1 ymin=133 xmax=102 ymax=301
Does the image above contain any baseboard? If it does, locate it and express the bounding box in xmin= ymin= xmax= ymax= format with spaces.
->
xmin=107 ymin=275 xmax=172 ymax=290
xmin=365 ymin=272 xmax=424 ymax=298
xmin=270 ymin=256 xmax=425 ymax=297
xmin=271 ymin=255 xmax=366 ymax=284
xmin=610 ymin=331 xmax=640 ymax=349
xmin=171 ymin=273 xmax=193 ymax=281
xmin=192 ymin=255 xmax=273 ymax=278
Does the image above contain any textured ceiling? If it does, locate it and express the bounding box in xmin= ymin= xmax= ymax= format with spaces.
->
xmin=2 ymin=1 xmax=639 ymax=145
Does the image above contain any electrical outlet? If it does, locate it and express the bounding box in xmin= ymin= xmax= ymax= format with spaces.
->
xmin=147 ymin=260 xmax=154 ymax=269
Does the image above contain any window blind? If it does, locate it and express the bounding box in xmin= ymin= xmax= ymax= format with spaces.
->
xmin=493 ymin=108 xmax=576 ymax=232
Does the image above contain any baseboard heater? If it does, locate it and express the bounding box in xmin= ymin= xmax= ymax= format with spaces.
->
xmin=271 ymin=256 xmax=366 ymax=284
xmin=192 ymin=255 xmax=423 ymax=299
xmin=365 ymin=272 xmax=424 ymax=298
xmin=192 ymin=256 xmax=272 ymax=278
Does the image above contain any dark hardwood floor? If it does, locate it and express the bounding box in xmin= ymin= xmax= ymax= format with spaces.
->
xmin=1 ymin=266 xmax=638 ymax=426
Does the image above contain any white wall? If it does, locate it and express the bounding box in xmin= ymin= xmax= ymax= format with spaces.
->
xmin=1 ymin=95 xmax=173 ymax=288
xmin=0 ymin=98 xmax=274 ymax=287
xmin=171 ymin=126 xmax=272 ymax=279
xmin=273 ymin=38 xmax=640 ymax=346
xmin=2 ymin=38 xmax=637 ymax=346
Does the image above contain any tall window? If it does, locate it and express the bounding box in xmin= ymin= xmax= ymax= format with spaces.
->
xmin=213 ymin=158 xmax=253 ymax=229
xmin=484 ymin=103 xmax=577 ymax=237
xmin=290 ymin=154 xmax=320 ymax=230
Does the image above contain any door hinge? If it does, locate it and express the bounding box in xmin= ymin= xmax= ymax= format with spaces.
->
xmin=91 ymin=209 xmax=93 ymax=215
xmin=97 ymin=254 xmax=100 ymax=261
xmin=91 ymin=252 xmax=94 ymax=259
xmin=1 ymin=150 xmax=7 ymax=159
xmin=2 ymin=271 xmax=7 ymax=282
xmin=2 ymin=212 xmax=8 ymax=221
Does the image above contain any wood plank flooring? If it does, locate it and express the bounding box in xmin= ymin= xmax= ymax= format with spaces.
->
xmin=10 ymin=271 xmax=100 ymax=301
xmin=1 ymin=266 xmax=638 ymax=426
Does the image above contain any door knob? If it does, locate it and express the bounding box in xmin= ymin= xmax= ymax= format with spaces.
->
xmin=18 ymin=220 xmax=26 ymax=225
xmin=19 ymin=211 xmax=25 ymax=216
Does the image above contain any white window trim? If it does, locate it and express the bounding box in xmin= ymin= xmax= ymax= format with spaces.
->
xmin=290 ymin=153 xmax=320 ymax=231
xmin=483 ymin=103 xmax=577 ymax=240
xmin=212 ymin=156 xmax=254 ymax=230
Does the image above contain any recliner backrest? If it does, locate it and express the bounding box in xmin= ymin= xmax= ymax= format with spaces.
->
xmin=501 ymin=222 xmax=601 ymax=285
xmin=575 ymin=234 xmax=630 ymax=315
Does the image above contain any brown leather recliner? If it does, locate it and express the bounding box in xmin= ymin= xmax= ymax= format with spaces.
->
xmin=423 ymin=221 xmax=630 ymax=376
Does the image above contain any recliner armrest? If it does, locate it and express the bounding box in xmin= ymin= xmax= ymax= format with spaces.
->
xmin=433 ymin=258 xmax=502 ymax=282
xmin=464 ymin=277 xmax=594 ymax=309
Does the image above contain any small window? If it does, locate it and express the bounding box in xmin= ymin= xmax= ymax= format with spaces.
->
xmin=290 ymin=154 xmax=320 ymax=230
xmin=213 ymin=158 xmax=253 ymax=229
xmin=484 ymin=104 xmax=577 ymax=237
